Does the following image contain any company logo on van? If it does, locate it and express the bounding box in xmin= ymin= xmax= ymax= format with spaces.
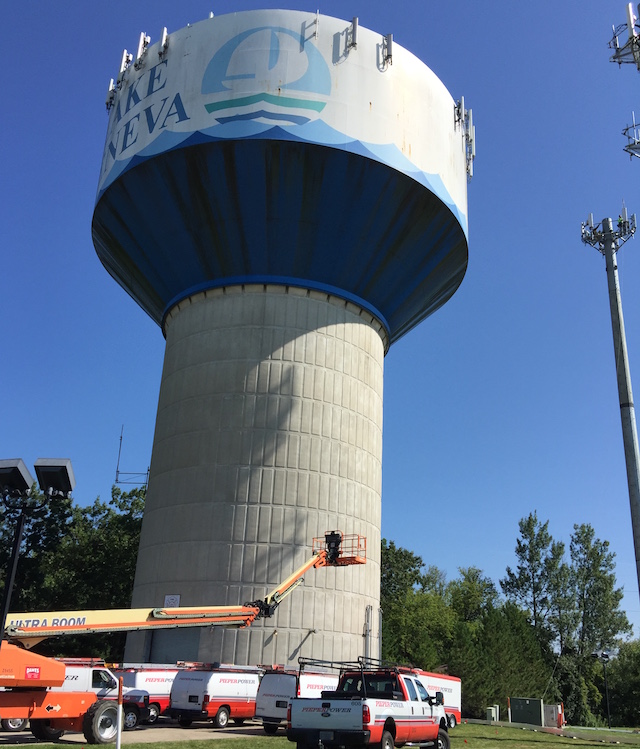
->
xmin=201 ymin=26 xmax=331 ymax=125
xmin=220 ymin=678 xmax=256 ymax=684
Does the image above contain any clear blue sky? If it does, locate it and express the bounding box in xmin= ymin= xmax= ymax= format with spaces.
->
xmin=3 ymin=0 xmax=640 ymax=637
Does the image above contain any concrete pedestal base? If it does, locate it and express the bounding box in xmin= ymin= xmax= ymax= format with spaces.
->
xmin=125 ymin=285 xmax=385 ymax=665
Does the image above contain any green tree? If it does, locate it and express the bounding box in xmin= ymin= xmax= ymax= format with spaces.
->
xmin=34 ymin=486 xmax=145 ymax=659
xmin=500 ymin=512 xmax=563 ymax=645
xmin=446 ymin=567 xmax=498 ymax=625
xmin=448 ymin=603 xmax=552 ymax=719
xmin=607 ymin=641 xmax=640 ymax=726
xmin=381 ymin=539 xmax=425 ymax=663
xmin=552 ymin=653 xmax=598 ymax=726
xmin=380 ymin=540 xmax=457 ymax=667
xmin=569 ymin=523 xmax=631 ymax=657
xmin=422 ymin=565 xmax=447 ymax=596
xmin=383 ymin=588 xmax=455 ymax=668
xmin=0 ymin=486 xmax=73 ymax=612
xmin=381 ymin=539 xmax=425 ymax=602
xmin=546 ymin=552 xmax=577 ymax=654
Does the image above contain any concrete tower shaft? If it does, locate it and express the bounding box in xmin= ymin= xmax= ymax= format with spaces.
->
xmin=127 ymin=286 xmax=384 ymax=663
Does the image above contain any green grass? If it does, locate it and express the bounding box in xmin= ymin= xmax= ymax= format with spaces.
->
xmin=118 ymin=724 xmax=640 ymax=749
xmin=125 ymin=740 xmax=289 ymax=749
xmin=450 ymin=722 xmax=640 ymax=747
xmin=6 ymin=724 xmax=640 ymax=749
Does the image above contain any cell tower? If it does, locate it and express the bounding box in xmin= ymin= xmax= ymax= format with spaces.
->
xmin=609 ymin=4 xmax=640 ymax=157
xmin=93 ymin=10 xmax=473 ymax=665
xmin=581 ymin=211 xmax=640 ymax=596
xmin=604 ymin=4 xmax=640 ymax=598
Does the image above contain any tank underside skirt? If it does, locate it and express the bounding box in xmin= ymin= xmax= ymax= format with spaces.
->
xmin=92 ymin=139 xmax=467 ymax=342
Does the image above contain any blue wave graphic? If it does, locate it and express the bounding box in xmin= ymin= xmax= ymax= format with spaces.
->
xmin=97 ymin=120 xmax=468 ymax=236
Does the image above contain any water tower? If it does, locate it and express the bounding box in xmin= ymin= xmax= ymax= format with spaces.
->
xmin=92 ymin=9 xmax=473 ymax=665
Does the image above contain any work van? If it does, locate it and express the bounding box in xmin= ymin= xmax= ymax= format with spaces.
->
xmin=256 ymin=669 xmax=339 ymax=733
xmin=54 ymin=660 xmax=150 ymax=730
xmin=168 ymin=668 xmax=261 ymax=728
xmin=112 ymin=665 xmax=180 ymax=724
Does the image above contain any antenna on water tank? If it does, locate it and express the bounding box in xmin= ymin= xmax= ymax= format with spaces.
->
xmin=135 ymin=32 xmax=151 ymax=69
xmin=383 ymin=34 xmax=393 ymax=66
xmin=349 ymin=17 xmax=358 ymax=50
xmin=159 ymin=27 xmax=169 ymax=57
xmin=117 ymin=49 xmax=133 ymax=85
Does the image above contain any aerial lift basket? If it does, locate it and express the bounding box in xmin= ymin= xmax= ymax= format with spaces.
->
xmin=313 ymin=531 xmax=366 ymax=566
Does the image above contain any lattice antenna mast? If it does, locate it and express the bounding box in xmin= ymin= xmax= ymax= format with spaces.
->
xmin=609 ymin=5 xmax=640 ymax=157
xmin=115 ymin=425 xmax=149 ymax=488
xmin=622 ymin=111 xmax=640 ymax=159
xmin=609 ymin=3 xmax=640 ymax=68
xmin=581 ymin=208 xmax=640 ymax=597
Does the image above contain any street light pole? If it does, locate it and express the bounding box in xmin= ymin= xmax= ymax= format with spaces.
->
xmin=591 ymin=650 xmax=612 ymax=728
xmin=0 ymin=510 xmax=26 ymax=640
xmin=602 ymin=653 xmax=611 ymax=730
xmin=0 ymin=460 xmax=35 ymax=640
xmin=0 ymin=458 xmax=75 ymax=641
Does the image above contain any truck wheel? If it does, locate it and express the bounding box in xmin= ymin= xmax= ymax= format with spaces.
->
xmin=30 ymin=719 xmax=64 ymax=742
xmin=215 ymin=707 xmax=230 ymax=728
xmin=447 ymin=714 xmax=457 ymax=729
xmin=179 ymin=718 xmax=192 ymax=727
xmin=381 ymin=730 xmax=395 ymax=749
xmin=437 ymin=729 xmax=450 ymax=749
xmin=82 ymin=700 xmax=120 ymax=744
xmin=122 ymin=704 xmax=139 ymax=730
xmin=145 ymin=703 xmax=161 ymax=724
xmin=264 ymin=722 xmax=279 ymax=734
xmin=1 ymin=718 xmax=27 ymax=732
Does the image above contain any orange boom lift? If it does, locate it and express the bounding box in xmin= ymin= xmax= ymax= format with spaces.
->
xmin=0 ymin=531 xmax=365 ymax=744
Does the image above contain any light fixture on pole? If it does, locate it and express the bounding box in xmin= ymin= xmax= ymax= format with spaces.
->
xmin=0 ymin=458 xmax=75 ymax=640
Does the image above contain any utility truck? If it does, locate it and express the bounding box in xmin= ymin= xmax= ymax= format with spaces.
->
xmin=287 ymin=657 xmax=449 ymax=749
xmin=0 ymin=531 xmax=365 ymax=744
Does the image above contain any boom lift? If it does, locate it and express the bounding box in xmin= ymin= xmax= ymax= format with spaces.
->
xmin=0 ymin=531 xmax=365 ymax=744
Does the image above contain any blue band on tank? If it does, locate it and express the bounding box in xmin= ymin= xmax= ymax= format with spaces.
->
xmin=162 ymin=276 xmax=391 ymax=338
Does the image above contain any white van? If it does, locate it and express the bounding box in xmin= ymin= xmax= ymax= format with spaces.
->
xmin=256 ymin=670 xmax=339 ymax=734
xmin=54 ymin=661 xmax=150 ymax=730
xmin=112 ymin=665 xmax=181 ymax=724
xmin=168 ymin=668 xmax=261 ymax=728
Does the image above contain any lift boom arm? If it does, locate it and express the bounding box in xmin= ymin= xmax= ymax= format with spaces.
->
xmin=4 ymin=531 xmax=366 ymax=648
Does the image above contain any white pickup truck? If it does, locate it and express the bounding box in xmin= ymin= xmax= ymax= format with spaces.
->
xmin=287 ymin=661 xmax=449 ymax=749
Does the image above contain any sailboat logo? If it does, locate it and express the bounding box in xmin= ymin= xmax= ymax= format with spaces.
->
xmin=201 ymin=26 xmax=331 ymax=125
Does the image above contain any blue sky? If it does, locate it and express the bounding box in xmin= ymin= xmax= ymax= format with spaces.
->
xmin=4 ymin=0 xmax=640 ymax=637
